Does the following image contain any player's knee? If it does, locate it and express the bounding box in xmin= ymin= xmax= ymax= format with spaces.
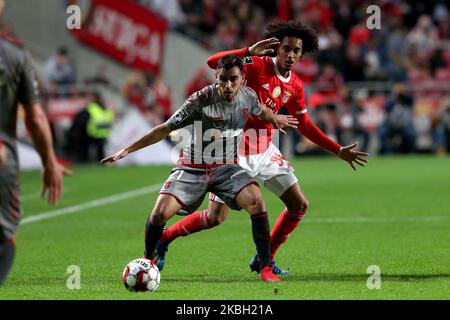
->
xmin=150 ymin=198 xmax=178 ymax=225
xmin=149 ymin=210 xmax=168 ymax=226
xmin=287 ymin=198 xmax=309 ymax=214
xmin=244 ymin=196 xmax=266 ymax=214
xmin=208 ymin=217 xmax=221 ymax=227
xmin=209 ymin=213 xmax=226 ymax=226
xmin=207 ymin=207 xmax=228 ymax=226
xmin=300 ymin=198 xmax=309 ymax=212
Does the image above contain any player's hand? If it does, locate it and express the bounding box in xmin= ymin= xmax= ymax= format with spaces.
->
xmin=100 ymin=148 xmax=129 ymax=164
xmin=248 ymin=37 xmax=280 ymax=56
xmin=337 ymin=143 xmax=369 ymax=171
xmin=272 ymin=114 xmax=298 ymax=135
xmin=0 ymin=143 xmax=7 ymax=166
xmin=41 ymin=162 xmax=73 ymax=205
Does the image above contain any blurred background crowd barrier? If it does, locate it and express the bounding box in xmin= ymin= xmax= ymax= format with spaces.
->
xmin=2 ymin=0 xmax=449 ymax=168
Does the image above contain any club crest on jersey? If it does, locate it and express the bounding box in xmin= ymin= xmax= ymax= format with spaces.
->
xmin=241 ymin=107 xmax=249 ymax=119
xmin=282 ymin=91 xmax=292 ymax=104
xmin=272 ymin=86 xmax=281 ymax=98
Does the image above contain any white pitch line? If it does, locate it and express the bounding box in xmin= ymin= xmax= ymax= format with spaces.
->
xmin=304 ymin=216 xmax=449 ymax=224
xmin=20 ymin=183 xmax=162 ymax=225
xmin=20 ymin=183 xmax=450 ymax=226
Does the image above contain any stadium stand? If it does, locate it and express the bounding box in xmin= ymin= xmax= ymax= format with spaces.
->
xmin=3 ymin=0 xmax=450 ymax=164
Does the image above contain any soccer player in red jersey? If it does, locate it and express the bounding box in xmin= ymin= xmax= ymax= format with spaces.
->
xmin=155 ymin=21 xmax=369 ymax=274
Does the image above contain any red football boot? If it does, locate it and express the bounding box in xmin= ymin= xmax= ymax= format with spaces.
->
xmin=260 ymin=265 xmax=281 ymax=282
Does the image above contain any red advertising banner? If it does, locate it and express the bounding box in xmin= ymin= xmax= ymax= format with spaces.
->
xmin=71 ymin=0 xmax=168 ymax=74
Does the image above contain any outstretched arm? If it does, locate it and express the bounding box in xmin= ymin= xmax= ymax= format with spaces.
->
xmin=207 ymin=38 xmax=280 ymax=69
xmin=295 ymin=112 xmax=341 ymax=154
xmin=295 ymin=113 xmax=368 ymax=170
xmin=337 ymin=143 xmax=369 ymax=171
xmin=207 ymin=48 xmax=249 ymax=69
xmin=101 ymin=123 xmax=172 ymax=164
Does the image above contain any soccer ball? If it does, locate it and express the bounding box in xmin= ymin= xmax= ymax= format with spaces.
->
xmin=122 ymin=258 xmax=160 ymax=292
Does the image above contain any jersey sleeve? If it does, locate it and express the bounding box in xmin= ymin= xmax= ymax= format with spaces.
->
xmin=206 ymin=48 xmax=249 ymax=69
xmin=206 ymin=48 xmax=264 ymax=76
xmin=17 ymin=51 xmax=39 ymax=106
xmin=295 ymin=113 xmax=341 ymax=154
xmin=286 ymin=80 xmax=340 ymax=154
xmin=166 ymin=87 xmax=208 ymax=130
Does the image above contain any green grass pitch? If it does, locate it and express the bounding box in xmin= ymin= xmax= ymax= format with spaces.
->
xmin=0 ymin=155 xmax=449 ymax=299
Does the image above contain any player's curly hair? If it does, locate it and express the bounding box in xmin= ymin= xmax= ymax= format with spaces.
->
xmin=264 ymin=21 xmax=319 ymax=56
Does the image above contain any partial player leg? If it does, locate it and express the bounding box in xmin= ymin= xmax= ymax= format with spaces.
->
xmin=0 ymin=240 xmax=15 ymax=286
xmin=249 ymin=183 xmax=306 ymax=274
xmin=243 ymin=143 xmax=302 ymax=274
xmin=236 ymin=184 xmax=280 ymax=282
xmin=155 ymin=199 xmax=229 ymax=271
xmin=272 ymin=182 xmax=308 ymax=258
xmin=249 ymin=172 xmax=304 ymax=275
xmin=160 ymin=199 xmax=229 ymax=243
xmin=144 ymin=194 xmax=182 ymax=260
xmin=0 ymin=179 xmax=20 ymax=286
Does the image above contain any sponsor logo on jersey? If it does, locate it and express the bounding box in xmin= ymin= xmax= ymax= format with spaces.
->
xmin=203 ymin=127 xmax=243 ymax=139
xmin=220 ymin=129 xmax=243 ymax=138
xmin=272 ymin=86 xmax=281 ymax=98
xmin=262 ymin=83 xmax=269 ymax=90
xmin=264 ymin=97 xmax=277 ymax=110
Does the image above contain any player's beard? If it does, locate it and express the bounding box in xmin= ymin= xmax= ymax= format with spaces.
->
xmin=223 ymin=91 xmax=234 ymax=101
xmin=219 ymin=87 xmax=236 ymax=102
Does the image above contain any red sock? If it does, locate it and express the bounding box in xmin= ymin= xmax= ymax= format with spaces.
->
xmin=160 ymin=210 xmax=210 ymax=243
xmin=270 ymin=208 xmax=305 ymax=259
